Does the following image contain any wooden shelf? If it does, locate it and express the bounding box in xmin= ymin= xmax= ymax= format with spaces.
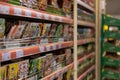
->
xmin=77 ymin=0 xmax=95 ymax=12
xmin=0 ymin=2 xmax=73 ymax=24
xmin=78 ymin=65 xmax=95 ymax=80
xmin=78 ymin=52 xmax=95 ymax=64
xmin=0 ymin=41 xmax=73 ymax=62
xmin=78 ymin=20 xmax=95 ymax=27
xmin=0 ymin=38 xmax=95 ymax=62
xmin=41 ymin=63 xmax=73 ymax=80
xmin=77 ymin=38 xmax=95 ymax=45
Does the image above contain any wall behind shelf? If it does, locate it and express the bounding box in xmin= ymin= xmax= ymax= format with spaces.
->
xmin=106 ymin=0 xmax=120 ymax=19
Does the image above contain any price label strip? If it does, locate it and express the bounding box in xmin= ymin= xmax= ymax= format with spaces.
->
xmin=44 ymin=14 xmax=49 ymax=20
xmin=16 ymin=49 xmax=24 ymax=58
xmin=52 ymin=44 xmax=56 ymax=50
xmin=36 ymin=12 xmax=42 ymax=19
xmin=14 ymin=8 xmax=22 ymax=16
xmin=58 ymin=44 xmax=62 ymax=49
xmin=46 ymin=45 xmax=51 ymax=51
xmin=39 ymin=46 xmax=45 ymax=52
xmin=51 ymin=16 xmax=55 ymax=21
xmin=2 ymin=52 xmax=11 ymax=61
xmin=0 ymin=5 xmax=10 ymax=14
xmin=25 ymin=10 xmax=31 ymax=17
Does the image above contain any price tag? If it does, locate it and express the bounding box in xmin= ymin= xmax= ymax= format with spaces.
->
xmin=52 ymin=45 xmax=56 ymax=50
xmin=44 ymin=14 xmax=49 ymax=20
xmin=45 ymin=39 xmax=48 ymax=44
xmin=58 ymin=38 xmax=64 ymax=42
xmin=16 ymin=50 xmax=24 ymax=58
xmin=46 ymin=45 xmax=50 ymax=51
xmin=40 ymin=38 xmax=48 ymax=45
xmin=51 ymin=16 xmax=55 ymax=21
xmin=25 ymin=10 xmax=31 ymax=17
xmin=50 ymin=76 xmax=54 ymax=80
xmin=80 ymin=21 xmax=85 ymax=25
xmin=36 ymin=12 xmax=42 ymax=19
xmin=0 ymin=5 xmax=9 ymax=14
xmin=58 ymin=44 xmax=62 ymax=49
xmin=84 ymin=57 xmax=87 ymax=61
xmin=14 ymin=8 xmax=22 ymax=16
xmin=40 ymin=39 xmax=45 ymax=45
xmin=64 ymin=68 xmax=68 ymax=72
xmin=2 ymin=52 xmax=11 ymax=61
xmin=59 ymin=17 xmax=62 ymax=22
xmin=39 ymin=46 xmax=45 ymax=52
xmin=55 ymin=72 xmax=59 ymax=77
xmin=61 ymin=70 xmax=64 ymax=74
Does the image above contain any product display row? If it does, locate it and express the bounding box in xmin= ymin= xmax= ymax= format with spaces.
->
xmin=0 ymin=48 xmax=73 ymax=80
xmin=0 ymin=18 xmax=73 ymax=49
xmin=78 ymin=9 xmax=95 ymax=22
xmin=77 ymin=27 xmax=95 ymax=39
xmin=0 ymin=18 xmax=73 ymax=39
xmin=78 ymin=56 xmax=95 ymax=76
xmin=77 ymin=43 xmax=95 ymax=58
xmin=1 ymin=0 xmax=72 ymax=17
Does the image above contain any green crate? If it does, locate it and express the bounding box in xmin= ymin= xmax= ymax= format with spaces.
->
xmin=102 ymin=69 xmax=120 ymax=79
xmin=103 ymin=14 xmax=120 ymax=26
xmin=102 ymin=57 xmax=120 ymax=67
xmin=104 ymin=31 xmax=120 ymax=39
xmin=103 ymin=42 xmax=120 ymax=52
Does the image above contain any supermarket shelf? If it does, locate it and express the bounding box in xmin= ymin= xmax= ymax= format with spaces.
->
xmin=0 ymin=41 xmax=73 ymax=62
xmin=77 ymin=0 xmax=95 ymax=12
xmin=78 ymin=65 xmax=95 ymax=80
xmin=77 ymin=38 xmax=95 ymax=45
xmin=0 ymin=38 xmax=95 ymax=62
xmin=78 ymin=52 xmax=95 ymax=64
xmin=41 ymin=63 xmax=73 ymax=80
xmin=0 ymin=2 xmax=73 ymax=24
xmin=78 ymin=20 xmax=95 ymax=27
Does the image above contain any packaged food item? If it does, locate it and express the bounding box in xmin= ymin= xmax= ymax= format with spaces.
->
xmin=0 ymin=18 xmax=5 ymax=39
xmin=7 ymin=21 xmax=27 ymax=39
xmin=28 ymin=0 xmax=37 ymax=9
xmin=6 ymin=0 xmax=21 ymax=6
xmin=7 ymin=63 xmax=19 ymax=80
xmin=18 ymin=60 xmax=29 ymax=79
xmin=27 ymin=75 xmax=37 ymax=80
xmin=66 ymin=69 xmax=73 ymax=80
xmin=32 ymin=23 xmax=40 ymax=37
xmin=29 ymin=58 xmax=40 ymax=77
xmin=63 ymin=25 xmax=68 ymax=40
xmin=44 ymin=54 xmax=53 ymax=76
xmin=22 ymin=22 xmax=32 ymax=38
xmin=47 ymin=0 xmax=63 ymax=15
xmin=53 ymin=24 xmax=63 ymax=42
xmin=45 ymin=23 xmax=52 ymax=37
xmin=14 ymin=25 xmax=26 ymax=39
xmin=65 ymin=48 xmax=72 ymax=65
xmin=49 ymin=24 xmax=58 ymax=37
xmin=37 ymin=0 xmax=47 ymax=10
xmin=37 ymin=23 xmax=43 ymax=37
xmin=68 ymin=26 xmax=73 ymax=41
xmin=41 ymin=23 xmax=51 ymax=37
xmin=0 ymin=66 xmax=7 ymax=80
xmin=37 ymin=56 xmax=46 ymax=79
xmin=20 ymin=0 xmax=29 ymax=7
xmin=63 ymin=0 xmax=72 ymax=17
xmin=7 ymin=24 xmax=18 ymax=39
